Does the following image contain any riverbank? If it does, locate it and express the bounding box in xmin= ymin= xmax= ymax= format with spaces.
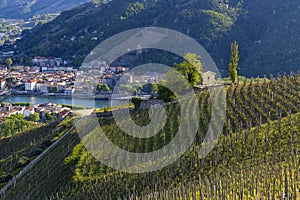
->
xmin=10 ymin=91 xmax=151 ymax=100
xmin=2 ymin=95 xmax=126 ymax=109
xmin=10 ymin=91 xmax=112 ymax=100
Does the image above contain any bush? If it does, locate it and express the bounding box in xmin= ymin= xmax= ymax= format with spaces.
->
xmin=27 ymin=113 xmax=40 ymax=122
xmin=131 ymin=97 xmax=142 ymax=110
xmin=158 ymin=85 xmax=177 ymax=102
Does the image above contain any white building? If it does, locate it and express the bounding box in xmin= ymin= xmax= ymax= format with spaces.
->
xmin=0 ymin=79 xmax=6 ymax=90
xmin=23 ymin=108 xmax=35 ymax=118
xmin=64 ymin=87 xmax=75 ymax=95
xmin=36 ymin=81 xmax=45 ymax=91
xmin=41 ymin=66 xmax=75 ymax=72
xmin=40 ymin=85 xmax=49 ymax=93
xmin=25 ymin=80 xmax=37 ymax=91
xmin=202 ymin=71 xmax=216 ymax=85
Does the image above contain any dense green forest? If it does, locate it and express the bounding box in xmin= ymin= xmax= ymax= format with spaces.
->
xmin=14 ymin=0 xmax=300 ymax=76
xmin=1 ymin=73 xmax=299 ymax=199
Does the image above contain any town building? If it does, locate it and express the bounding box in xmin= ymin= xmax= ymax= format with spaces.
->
xmin=23 ymin=108 xmax=35 ymax=118
xmin=202 ymin=71 xmax=217 ymax=85
xmin=25 ymin=80 xmax=37 ymax=91
xmin=0 ymin=79 xmax=6 ymax=90
xmin=64 ymin=87 xmax=75 ymax=95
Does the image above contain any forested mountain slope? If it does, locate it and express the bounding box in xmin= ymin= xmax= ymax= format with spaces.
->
xmin=14 ymin=0 xmax=300 ymax=76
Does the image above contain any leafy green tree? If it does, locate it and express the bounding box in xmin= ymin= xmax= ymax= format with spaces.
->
xmin=228 ymin=41 xmax=239 ymax=83
xmin=24 ymin=56 xmax=33 ymax=66
xmin=158 ymin=84 xmax=177 ymax=102
xmin=3 ymin=35 xmax=9 ymax=42
xmin=72 ymin=56 xmax=84 ymax=67
xmin=4 ymin=77 xmax=17 ymax=89
xmin=174 ymin=53 xmax=202 ymax=86
xmin=0 ymin=114 xmax=34 ymax=138
xmin=96 ymin=84 xmax=110 ymax=93
xmin=54 ymin=86 xmax=59 ymax=93
xmin=136 ymin=84 xmax=143 ymax=91
xmin=91 ymin=0 xmax=100 ymax=5
xmin=45 ymin=113 xmax=57 ymax=122
xmin=119 ymin=84 xmax=137 ymax=95
xmin=5 ymin=58 xmax=13 ymax=68
xmin=27 ymin=113 xmax=40 ymax=122
xmin=157 ymin=58 xmax=200 ymax=102
xmin=151 ymin=83 xmax=159 ymax=94
xmin=131 ymin=97 xmax=142 ymax=110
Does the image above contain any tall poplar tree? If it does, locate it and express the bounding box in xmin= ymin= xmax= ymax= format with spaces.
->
xmin=228 ymin=41 xmax=239 ymax=83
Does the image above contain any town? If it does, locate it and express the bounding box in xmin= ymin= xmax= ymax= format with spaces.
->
xmin=0 ymin=56 xmax=178 ymax=98
xmin=0 ymin=55 xmax=218 ymax=125
xmin=0 ymin=102 xmax=72 ymax=125
xmin=0 ymin=56 xmax=129 ymax=96
xmin=0 ymin=56 xmax=128 ymax=125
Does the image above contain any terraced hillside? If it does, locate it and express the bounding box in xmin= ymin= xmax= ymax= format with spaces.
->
xmin=1 ymin=73 xmax=299 ymax=199
xmin=0 ymin=117 xmax=78 ymax=199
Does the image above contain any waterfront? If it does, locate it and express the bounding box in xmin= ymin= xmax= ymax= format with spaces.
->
xmin=2 ymin=95 xmax=125 ymax=108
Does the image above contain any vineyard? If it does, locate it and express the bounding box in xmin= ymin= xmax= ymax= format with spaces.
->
xmin=1 ymin=73 xmax=300 ymax=199
xmin=0 ymin=117 xmax=75 ymax=191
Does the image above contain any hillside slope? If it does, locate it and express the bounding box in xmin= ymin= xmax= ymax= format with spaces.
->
xmin=1 ymin=74 xmax=299 ymax=199
xmin=15 ymin=0 xmax=300 ymax=76
xmin=0 ymin=0 xmax=90 ymax=19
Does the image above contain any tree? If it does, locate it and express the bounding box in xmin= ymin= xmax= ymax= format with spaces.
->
xmin=157 ymin=55 xmax=201 ymax=102
xmin=48 ymin=86 xmax=59 ymax=93
xmin=3 ymin=35 xmax=9 ymax=42
xmin=45 ymin=113 xmax=57 ymax=122
xmin=119 ymin=84 xmax=137 ymax=95
xmin=174 ymin=53 xmax=202 ymax=86
xmin=22 ymin=56 xmax=33 ymax=66
xmin=4 ymin=77 xmax=16 ymax=89
xmin=135 ymin=84 xmax=143 ymax=92
xmin=27 ymin=113 xmax=40 ymax=122
xmin=96 ymin=84 xmax=110 ymax=93
xmin=151 ymin=83 xmax=159 ymax=94
xmin=0 ymin=114 xmax=34 ymax=137
xmin=228 ymin=41 xmax=239 ymax=83
xmin=131 ymin=97 xmax=142 ymax=110
xmin=91 ymin=0 xmax=100 ymax=5
xmin=158 ymin=84 xmax=177 ymax=102
xmin=5 ymin=58 xmax=13 ymax=69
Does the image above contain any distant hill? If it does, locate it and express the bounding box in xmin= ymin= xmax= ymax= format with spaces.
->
xmin=14 ymin=0 xmax=300 ymax=76
xmin=0 ymin=0 xmax=90 ymax=19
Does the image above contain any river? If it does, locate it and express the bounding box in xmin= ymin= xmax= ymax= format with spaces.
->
xmin=2 ymin=95 xmax=125 ymax=108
